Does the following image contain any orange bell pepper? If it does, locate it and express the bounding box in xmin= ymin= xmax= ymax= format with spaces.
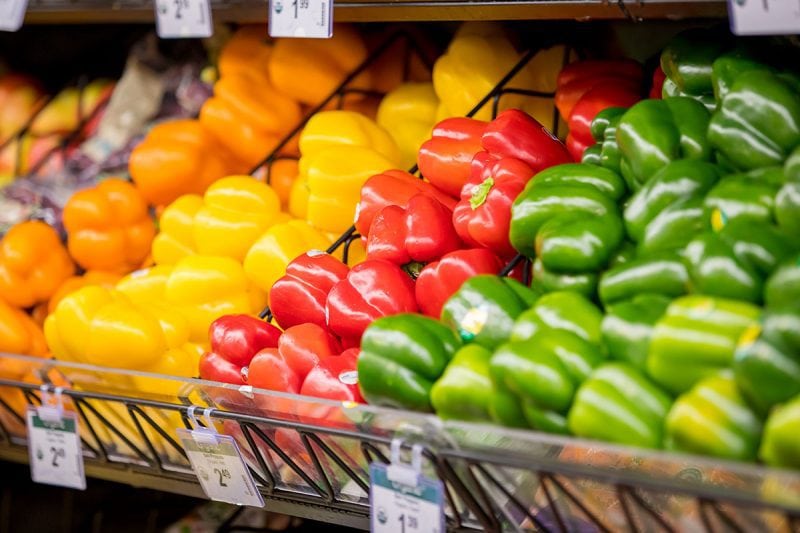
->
xmin=129 ymin=119 xmax=242 ymax=207
xmin=63 ymin=178 xmax=156 ymax=273
xmin=0 ymin=299 xmax=48 ymax=359
xmin=266 ymin=159 xmax=299 ymax=208
xmin=48 ymin=270 xmax=122 ymax=314
xmin=268 ymin=24 xmax=371 ymax=106
xmin=218 ymin=25 xmax=272 ymax=79
xmin=0 ymin=221 xmax=74 ymax=308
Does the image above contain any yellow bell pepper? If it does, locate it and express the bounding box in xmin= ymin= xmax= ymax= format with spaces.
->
xmin=116 ymin=264 xmax=173 ymax=304
xmin=151 ymin=195 xmax=202 ymax=265
xmin=521 ymin=44 xmax=576 ymax=136
xmin=377 ymin=82 xmax=439 ymax=170
xmin=296 ymin=111 xmax=399 ymax=233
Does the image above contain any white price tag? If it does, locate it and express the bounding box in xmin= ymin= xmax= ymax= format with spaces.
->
xmin=370 ymin=442 xmax=445 ymax=533
xmin=26 ymin=407 xmax=86 ymax=490
xmin=728 ymin=0 xmax=800 ymax=35
xmin=155 ymin=0 xmax=213 ymax=39
xmin=268 ymin=0 xmax=332 ymax=39
xmin=0 ymin=0 xmax=27 ymax=32
xmin=177 ymin=413 xmax=263 ymax=507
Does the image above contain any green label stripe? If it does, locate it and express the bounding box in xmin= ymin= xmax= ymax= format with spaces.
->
xmin=32 ymin=415 xmax=76 ymax=433
xmin=182 ymin=437 xmax=238 ymax=457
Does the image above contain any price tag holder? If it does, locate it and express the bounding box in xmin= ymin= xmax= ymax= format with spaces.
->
xmin=155 ymin=0 xmax=213 ymax=39
xmin=26 ymin=387 xmax=86 ymax=490
xmin=268 ymin=0 xmax=332 ymax=38
xmin=370 ymin=440 xmax=445 ymax=533
xmin=177 ymin=407 xmax=263 ymax=507
xmin=0 ymin=0 xmax=27 ymax=32
xmin=728 ymin=0 xmax=800 ymax=35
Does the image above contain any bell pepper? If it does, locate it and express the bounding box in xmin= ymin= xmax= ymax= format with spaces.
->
xmin=354 ymin=169 xmax=456 ymax=237
xmin=62 ymin=178 xmax=155 ymax=274
xmin=582 ymin=107 xmax=627 ymax=174
xmin=709 ymin=70 xmax=800 ymax=171
xmin=430 ymin=344 xmax=493 ymax=422
xmin=48 ymin=270 xmax=121 ymax=314
xmin=377 ymin=82 xmax=439 ymax=170
xmin=358 ymin=313 xmax=461 ymax=412
xmin=0 ymin=299 xmax=47 ymax=358
xmin=129 ymin=119 xmax=242 ymax=207
xmin=366 ymin=193 xmax=462 ymax=265
xmin=265 ymin=158 xmax=299 ymax=210
xmin=441 ymin=274 xmax=539 ymax=349
xmin=268 ymin=24 xmax=370 ymax=106
xmin=269 ymin=251 xmax=349 ymax=330
xmin=298 ymin=348 xmax=364 ymax=423
xmin=510 ymin=291 xmax=603 ymax=349
xmin=415 ymin=248 xmax=503 ymax=318
xmin=555 ymin=59 xmax=643 ymax=120
xmin=665 ymin=372 xmax=762 ymax=461
xmin=296 ymin=111 xmax=399 ymax=233
xmin=646 ymin=295 xmax=761 ymax=395
xmin=490 ymin=329 xmax=605 ymax=433
xmin=151 ymin=194 xmax=203 ymax=265
xmin=198 ymin=314 xmax=282 ymax=384
xmin=703 ymin=174 xmax=779 ymax=227
xmin=650 ymin=66 xmax=666 ymax=99
xmin=326 ymin=259 xmax=417 ymax=345
xmin=760 ymin=394 xmax=800 ymax=469
xmin=777 ymin=148 xmax=800 ymax=235
xmin=191 ymin=176 xmax=286 ymax=262
xmin=531 ymin=258 xmax=598 ymax=299
xmin=599 ymin=252 xmax=689 ymax=306
xmin=660 ymin=30 xmax=729 ymax=106
xmin=417 ymin=117 xmax=487 ymax=198
xmin=616 ymin=97 xmax=712 ymax=190
xmin=115 ymin=264 xmax=173 ymax=305
xmin=0 ymin=221 xmax=75 ymax=308
xmin=243 ymin=219 xmax=334 ymax=293
xmin=510 ymin=163 xmax=626 ymax=276
xmin=764 ymin=255 xmax=800 ymax=309
xmin=734 ymin=305 xmax=800 ymax=414
xmin=217 ymin=25 xmax=273 ymax=80
xmin=602 ymin=294 xmax=671 ymax=371
xmin=568 ymin=362 xmax=672 ymax=448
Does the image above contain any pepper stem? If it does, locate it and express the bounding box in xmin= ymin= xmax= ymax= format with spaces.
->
xmin=403 ymin=261 xmax=425 ymax=279
xmin=470 ymin=177 xmax=494 ymax=210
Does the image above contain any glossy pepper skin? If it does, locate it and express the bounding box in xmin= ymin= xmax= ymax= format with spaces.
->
xmin=531 ymin=258 xmax=598 ymax=299
xmin=326 ymin=259 xmax=417 ymax=345
xmin=734 ymin=305 xmax=800 ymax=414
xmin=760 ymin=394 xmax=800 ymax=469
xmin=199 ymin=314 xmax=282 ymax=384
xmin=616 ymin=97 xmax=712 ymax=190
xmin=510 ymin=291 xmax=603 ymax=349
xmin=481 ymin=110 xmax=572 ymax=173
xmin=555 ymin=59 xmax=642 ymax=119
xmin=665 ymin=372 xmax=762 ymax=461
xmin=764 ymin=255 xmax=800 ymax=309
xmin=582 ymin=107 xmax=627 ymax=174
xmin=0 ymin=299 xmax=47 ymax=358
xmin=599 ymin=252 xmax=689 ymax=306
xmin=414 ymin=248 xmax=503 ymax=318
xmin=354 ymin=169 xmax=456 ymax=236
xmin=567 ymin=363 xmax=672 ymax=449
xmin=776 ymin=147 xmax=800 ymax=234
xmin=418 ymin=117 xmax=487 ymax=198
xmin=703 ymin=173 xmax=779 ymax=227
xmin=510 ymin=163 xmax=626 ymax=276
xmin=709 ymin=70 xmax=800 ymax=171
xmin=298 ymin=348 xmax=364 ymax=423
xmin=646 ymin=295 xmax=761 ymax=395
xmin=48 ymin=270 xmax=121 ymax=314
xmin=660 ymin=30 xmax=729 ymax=107
xmin=0 ymin=221 xmax=74 ymax=308
xmin=430 ymin=344 xmax=493 ymax=422
xmin=490 ymin=330 xmax=604 ymax=433
xmin=377 ymin=83 xmax=440 ymax=170
xmin=441 ymin=274 xmax=539 ymax=350
xmin=358 ymin=314 xmax=461 ymax=412
xmin=62 ymin=178 xmax=155 ymax=274
xmin=366 ymin=193 xmax=462 ymax=265
xmin=269 ymin=251 xmax=349 ymax=330
xmin=602 ymin=294 xmax=671 ymax=371
xmin=151 ymin=195 xmax=202 ymax=265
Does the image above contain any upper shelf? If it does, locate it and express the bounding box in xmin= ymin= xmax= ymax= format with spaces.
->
xmin=24 ymin=0 xmax=727 ymax=23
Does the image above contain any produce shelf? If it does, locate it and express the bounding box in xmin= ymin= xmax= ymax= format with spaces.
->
xmin=0 ymin=354 xmax=797 ymax=532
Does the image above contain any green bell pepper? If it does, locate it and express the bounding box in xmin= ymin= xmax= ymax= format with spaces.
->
xmin=662 ymin=78 xmax=716 ymax=112
xmin=490 ymin=329 xmax=604 ymax=433
xmin=684 ymin=232 xmax=763 ymax=303
xmin=567 ymin=362 xmax=672 ymax=448
xmin=716 ymin=218 xmax=796 ymax=276
xmin=583 ymin=107 xmax=628 ymax=175
xmin=441 ymin=275 xmax=539 ymax=349
xmin=776 ymin=147 xmax=800 ymax=234
xmin=711 ymin=51 xmax=772 ymax=102
xmin=602 ymin=294 xmax=671 ymax=371
xmin=358 ymin=313 xmax=461 ymax=412
xmin=617 ymin=97 xmax=712 ymax=189
xmin=708 ymin=70 xmax=800 ymax=171
xmin=665 ymin=371 xmax=762 ymax=461
xmin=646 ymin=295 xmax=761 ymax=395
xmin=734 ymin=305 xmax=800 ymax=414
xmin=531 ymin=258 xmax=598 ymax=300
xmin=430 ymin=344 xmax=493 ymax=422
xmin=764 ymin=255 xmax=800 ymax=310
xmin=661 ymin=29 xmax=729 ymax=98
xmin=760 ymin=394 xmax=800 ymax=469
xmin=581 ymin=144 xmax=602 ymax=166
xmin=703 ymin=175 xmax=779 ymax=226
xmin=510 ymin=291 xmax=603 ymax=347
xmin=598 ymin=252 xmax=688 ymax=306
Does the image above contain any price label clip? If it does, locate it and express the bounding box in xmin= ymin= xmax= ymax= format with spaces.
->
xmin=268 ymin=0 xmax=333 ymax=38
xmin=154 ymin=0 xmax=213 ymax=39
xmin=0 ymin=0 xmax=28 ymax=32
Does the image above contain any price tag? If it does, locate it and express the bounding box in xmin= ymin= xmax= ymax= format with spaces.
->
xmin=26 ymin=388 xmax=86 ymax=490
xmin=268 ymin=0 xmax=332 ymax=38
xmin=370 ymin=441 xmax=444 ymax=533
xmin=155 ymin=0 xmax=213 ymax=39
xmin=0 ymin=0 xmax=27 ymax=32
xmin=728 ymin=0 xmax=800 ymax=35
xmin=177 ymin=408 xmax=263 ymax=507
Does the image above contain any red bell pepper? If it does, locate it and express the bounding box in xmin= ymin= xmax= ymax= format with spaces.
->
xmin=650 ymin=66 xmax=666 ymax=99
xmin=269 ymin=251 xmax=350 ymax=330
xmin=325 ymin=259 xmax=418 ymax=344
xmin=555 ymin=59 xmax=644 ymax=119
xmin=297 ymin=348 xmax=364 ymax=426
xmin=277 ymin=322 xmax=342 ymax=378
xmin=481 ymin=109 xmax=572 ymax=172
xmin=354 ymin=170 xmax=457 ymax=236
xmin=366 ymin=193 xmax=462 ymax=265
xmin=199 ymin=314 xmax=282 ymax=384
xmin=565 ymin=84 xmax=642 ymax=160
xmin=415 ymin=248 xmax=504 ymax=318
xmin=417 ymin=117 xmax=487 ymax=198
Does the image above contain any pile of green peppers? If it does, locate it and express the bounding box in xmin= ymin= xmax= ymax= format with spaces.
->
xmin=358 ymin=32 xmax=800 ymax=470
